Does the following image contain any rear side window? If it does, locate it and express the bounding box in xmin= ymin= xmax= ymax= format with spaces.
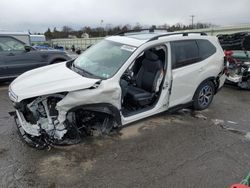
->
xmin=171 ymin=40 xmax=199 ymax=69
xmin=196 ymin=39 xmax=216 ymax=60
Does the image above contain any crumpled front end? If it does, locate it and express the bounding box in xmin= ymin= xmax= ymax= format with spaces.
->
xmin=9 ymin=80 xmax=122 ymax=149
xmin=11 ymin=94 xmax=70 ymax=149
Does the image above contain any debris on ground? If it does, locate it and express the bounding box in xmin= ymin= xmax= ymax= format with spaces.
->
xmin=178 ymin=108 xmax=192 ymax=115
xmin=227 ymin=121 xmax=238 ymax=125
xmin=245 ymin=132 xmax=250 ymax=140
xmin=192 ymin=112 xmax=208 ymax=120
xmin=211 ymin=119 xmax=225 ymax=126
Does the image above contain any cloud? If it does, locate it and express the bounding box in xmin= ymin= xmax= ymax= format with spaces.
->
xmin=0 ymin=0 xmax=249 ymax=32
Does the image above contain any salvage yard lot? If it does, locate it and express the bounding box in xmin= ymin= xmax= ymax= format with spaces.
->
xmin=0 ymin=82 xmax=250 ymax=188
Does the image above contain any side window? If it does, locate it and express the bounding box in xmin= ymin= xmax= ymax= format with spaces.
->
xmin=171 ymin=40 xmax=199 ymax=69
xmin=196 ymin=39 xmax=216 ymax=60
xmin=0 ymin=37 xmax=24 ymax=52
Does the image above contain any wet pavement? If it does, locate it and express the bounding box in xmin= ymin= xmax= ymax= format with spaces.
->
xmin=0 ymin=82 xmax=250 ymax=188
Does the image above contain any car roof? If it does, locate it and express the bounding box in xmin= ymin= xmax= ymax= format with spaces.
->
xmin=0 ymin=31 xmax=29 ymax=36
xmin=106 ymin=31 xmax=213 ymax=47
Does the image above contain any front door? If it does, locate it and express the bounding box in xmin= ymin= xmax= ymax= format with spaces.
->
xmin=121 ymin=44 xmax=172 ymax=125
xmin=0 ymin=36 xmax=45 ymax=77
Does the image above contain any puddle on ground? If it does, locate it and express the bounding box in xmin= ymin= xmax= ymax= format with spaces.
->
xmin=38 ymin=153 xmax=96 ymax=181
xmin=120 ymin=122 xmax=145 ymax=139
xmin=80 ymin=159 xmax=96 ymax=174
xmin=120 ymin=115 xmax=185 ymax=139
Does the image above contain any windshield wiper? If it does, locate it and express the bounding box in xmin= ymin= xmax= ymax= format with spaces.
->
xmin=71 ymin=61 xmax=100 ymax=79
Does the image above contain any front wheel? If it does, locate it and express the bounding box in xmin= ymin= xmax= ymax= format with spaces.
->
xmin=193 ymin=81 xmax=215 ymax=110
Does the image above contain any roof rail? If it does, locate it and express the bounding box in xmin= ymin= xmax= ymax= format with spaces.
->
xmin=114 ymin=28 xmax=168 ymax=36
xmin=148 ymin=32 xmax=207 ymax=41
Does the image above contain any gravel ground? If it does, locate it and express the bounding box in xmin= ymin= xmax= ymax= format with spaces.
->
xmin=0 ymin=82 xmax=249 ymax=188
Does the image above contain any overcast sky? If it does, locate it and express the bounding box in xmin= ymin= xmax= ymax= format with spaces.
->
xmin=0 ymin=0 xmax=250 ymax=33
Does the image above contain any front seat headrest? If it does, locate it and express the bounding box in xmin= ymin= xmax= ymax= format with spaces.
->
xmin=145 ymin=50 xmax=159 ymax=61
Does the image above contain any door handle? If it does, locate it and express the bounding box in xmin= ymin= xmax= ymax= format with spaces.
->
xmin=6 ymin=53 xmax=15 ymax=56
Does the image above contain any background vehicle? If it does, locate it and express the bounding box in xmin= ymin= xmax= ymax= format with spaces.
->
xmin=32 ymin=45 xmax=55 ymax=51
xmin=9 ymin=30 xmax=226 ymax=149
xmin=218 ymin=32 xmax=250 ymax=89
xmin=0 ymin=32 xmax=71 ymax=81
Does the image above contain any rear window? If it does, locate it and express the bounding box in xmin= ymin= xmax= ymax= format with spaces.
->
xmin=197 ymin=39 xmax=216 ymax=60
xmin=171 ymin=39 xmax=217 ymax=69
xmin=171 ymin=40 xmax=199 ymax=69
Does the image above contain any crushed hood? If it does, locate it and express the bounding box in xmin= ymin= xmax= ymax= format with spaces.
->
xmin=10 ymin=62 xmax=100 ymax=102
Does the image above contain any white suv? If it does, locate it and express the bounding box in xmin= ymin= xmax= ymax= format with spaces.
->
xmin=9 ymin=30 xmax=226 ymax=149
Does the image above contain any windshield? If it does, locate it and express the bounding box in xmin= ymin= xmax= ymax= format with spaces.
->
xmin=73 ymin=40 xmax=136 ymax=79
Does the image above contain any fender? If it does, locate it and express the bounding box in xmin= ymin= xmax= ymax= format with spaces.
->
xmin=194 ymin=76 xmax=218 ymax=94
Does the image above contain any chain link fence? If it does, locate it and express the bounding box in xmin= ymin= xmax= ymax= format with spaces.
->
xmin=51 ymin=37 xmax=104 ymax=50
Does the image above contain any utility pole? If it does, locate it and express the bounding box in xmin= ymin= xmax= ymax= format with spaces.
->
xmin=99 ymin=19 xmax=104 ymax=37
xmin=190 ymin=15 xmax=195 ymax=29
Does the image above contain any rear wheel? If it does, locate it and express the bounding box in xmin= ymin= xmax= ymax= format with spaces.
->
xmin=193 ymin=81 xmax=215 ymax=110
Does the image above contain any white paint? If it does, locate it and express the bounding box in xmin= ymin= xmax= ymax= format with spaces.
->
xmin=9 ymin=62 xmax=100 ymax=102
xmin=9 ymin=34 xmax=226 ymax=137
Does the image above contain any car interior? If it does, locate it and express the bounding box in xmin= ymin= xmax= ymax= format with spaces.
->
xmin=120 ymin=45 xmax=167 ymax=116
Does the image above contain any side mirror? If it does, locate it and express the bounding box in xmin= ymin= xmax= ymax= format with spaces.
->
xmin=24 ymin=45 xmax=32 ymax=52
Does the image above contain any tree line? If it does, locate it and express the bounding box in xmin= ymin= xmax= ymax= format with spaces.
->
xmin=44 ymin=22 xmax=214 ymax=40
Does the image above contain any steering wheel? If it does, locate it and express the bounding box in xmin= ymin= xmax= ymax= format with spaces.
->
xmin=122 ymin=70 xmax=135 ymax=83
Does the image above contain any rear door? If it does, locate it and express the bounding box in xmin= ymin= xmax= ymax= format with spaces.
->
xmin=0 ymin=36 xmax=46 ymax=77
xmin=169 ymin=39 xmax=217 ymax=107
xmin=169 ymin=40 xmax=202 ymax=107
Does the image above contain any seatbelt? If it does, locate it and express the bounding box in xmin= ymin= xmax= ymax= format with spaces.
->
xmin=155 ymin=69 xmax=164 ymax=92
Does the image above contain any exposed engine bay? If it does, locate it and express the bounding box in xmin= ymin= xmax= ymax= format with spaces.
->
xmin=218 ymin=32 xmax=250 ymax=89
xmin=13 ymin=94 xmax=116 ymax=149
xmin=226 ymin=54 xmax=250 ymax=89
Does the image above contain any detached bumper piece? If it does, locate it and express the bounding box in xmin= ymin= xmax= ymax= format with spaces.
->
xmin=14 ymin=114 xmax=49 ymax=150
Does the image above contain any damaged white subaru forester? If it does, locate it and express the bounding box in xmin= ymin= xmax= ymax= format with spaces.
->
xmin=9 ymin=30 xmax=226 ymax=149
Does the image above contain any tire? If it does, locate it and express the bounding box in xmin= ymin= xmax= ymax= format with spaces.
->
xmin=193 ymin=81 xmax=215 ymax=110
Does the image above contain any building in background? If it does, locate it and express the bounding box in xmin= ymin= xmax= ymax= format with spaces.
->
xmin=30 ymin=34 xmax=46 ymax=45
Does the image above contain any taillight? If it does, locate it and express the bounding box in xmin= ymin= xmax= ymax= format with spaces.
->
xmin=224 ymin=50 xmax=234 ymax=56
